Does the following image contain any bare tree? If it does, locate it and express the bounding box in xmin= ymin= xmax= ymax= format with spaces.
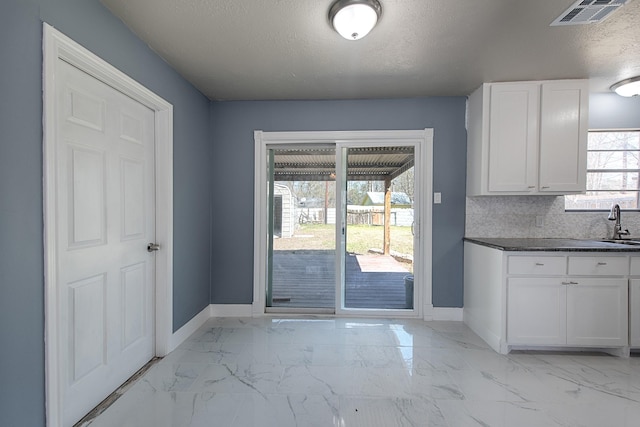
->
xmin=392 ymin=167 xmax=414 ymax=202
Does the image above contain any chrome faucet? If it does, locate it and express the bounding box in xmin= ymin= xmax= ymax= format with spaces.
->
xmin=608 ymin=204 xmax=630 ymax=239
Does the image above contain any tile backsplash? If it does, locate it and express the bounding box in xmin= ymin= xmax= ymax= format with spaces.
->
xmin=465 ymin=195 xmax=640 ymax=239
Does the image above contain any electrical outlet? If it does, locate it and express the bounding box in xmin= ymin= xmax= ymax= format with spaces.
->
xmin=434 ymin=192 xmax=442 ymax=204
xmin=535 ymin=216 xmax=544 ymax=227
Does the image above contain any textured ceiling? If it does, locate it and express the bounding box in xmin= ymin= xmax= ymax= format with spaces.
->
xmin=100 ymin=0 xmax=640 ymax=101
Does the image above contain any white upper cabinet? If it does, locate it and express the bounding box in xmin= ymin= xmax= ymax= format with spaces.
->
xmin=467 ymin=79 xmax=588 ymax=196
xmin=538 ymin=81 xmax=588 ymax=192
xmin=488 ymin=83 xmax=539 ymax=192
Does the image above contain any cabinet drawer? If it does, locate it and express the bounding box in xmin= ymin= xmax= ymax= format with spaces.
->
xmin=567 ymin=256 xmax=628 ymax=276
xmin=507 ymin=256 xmax=566 ymax=275
xmin=631 ymin=257 xmax=640 ymax=276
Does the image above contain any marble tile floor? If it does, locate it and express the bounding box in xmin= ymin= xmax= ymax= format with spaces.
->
xmin=83 ymin=317 xmax=640 ymax=427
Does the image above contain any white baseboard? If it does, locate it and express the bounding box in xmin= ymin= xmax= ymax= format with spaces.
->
xmin=167 ymin=304 xmax=253 ymax=352
xmin=168 ymin=304 xmax=462 ymax=353
xmin=168 ymin=305 xmax=211 ymax=352
xmin=431 ymin=307 xmax=464 ymax=321
xmin=422 ymin=303 xmax=434 ymax=321
xmin=463 ymin=310 xmax=501 ymax=353
xmin=210 ymin=304 xmax=253 ymax=317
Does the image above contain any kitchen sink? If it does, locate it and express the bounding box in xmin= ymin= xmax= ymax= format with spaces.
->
xmin=601 ymin=239 xmax=640 ymax=246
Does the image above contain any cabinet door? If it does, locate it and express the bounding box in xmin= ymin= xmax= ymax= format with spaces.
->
xmin=566 ymin=278 xmax=628 ymax=347
xmin=488 ymin=83 xmax=539 ymax=192
xmin=507 ymin=278 xmax=566 ymax=345
xmin=538 ymin=81 xmax=588 ymax=193
xmin=630 ymin=279 xmax=640 ymax=347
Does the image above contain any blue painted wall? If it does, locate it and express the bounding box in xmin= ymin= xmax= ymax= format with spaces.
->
xmin=209 ymin=98 xmax=468 ymax=307
xmin=0 ymin=1 xmax=211 ymax=425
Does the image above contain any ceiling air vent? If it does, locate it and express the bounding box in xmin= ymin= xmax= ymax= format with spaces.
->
xmin=551 ymin=0 xmax=630 ymax=26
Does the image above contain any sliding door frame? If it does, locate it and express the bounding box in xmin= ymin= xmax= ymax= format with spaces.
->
xmin=253 ymin=130 xmax=433 ymax=318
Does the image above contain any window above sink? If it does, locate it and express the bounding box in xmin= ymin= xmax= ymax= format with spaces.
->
xmin=566 ymin=130 xmax=640 ymax=211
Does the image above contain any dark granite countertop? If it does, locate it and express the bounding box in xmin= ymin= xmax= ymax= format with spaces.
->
xmin=464 ymin=237 xmax=640 ymax=252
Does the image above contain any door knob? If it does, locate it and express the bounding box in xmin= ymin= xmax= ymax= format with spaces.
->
xmin=147 ymin=243 xmax=160 ymax=252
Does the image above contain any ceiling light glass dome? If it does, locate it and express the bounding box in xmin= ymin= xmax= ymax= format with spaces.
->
xmin=611 ymin=76 xmax=640 ymax=97
xmin=329 ymin=0 xmax=382 ymax=41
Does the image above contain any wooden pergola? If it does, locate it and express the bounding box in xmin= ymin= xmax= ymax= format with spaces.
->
xmin=270 ymin=146 xmax=414 ymax=254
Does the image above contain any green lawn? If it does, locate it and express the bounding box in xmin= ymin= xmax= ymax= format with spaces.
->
xmin=274 ymin=223 xmax=414 ymax=256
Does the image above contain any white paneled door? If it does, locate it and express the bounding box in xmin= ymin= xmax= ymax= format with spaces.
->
xmin=55 ymin=59 xmax=155 ymax=426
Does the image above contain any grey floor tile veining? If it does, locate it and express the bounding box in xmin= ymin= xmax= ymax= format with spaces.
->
xmin=83 ymin=317 xmax=640 ymax=427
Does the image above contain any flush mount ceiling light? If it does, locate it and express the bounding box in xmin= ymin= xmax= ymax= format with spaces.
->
xmin=611 ymin=76 xmax=640 ymax=97
xmin=329 ymin=0 xmax=382 ymax=41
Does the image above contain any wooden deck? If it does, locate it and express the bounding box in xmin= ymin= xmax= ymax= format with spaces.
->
xmin=270 ymin=250 xmax=413 ymax=309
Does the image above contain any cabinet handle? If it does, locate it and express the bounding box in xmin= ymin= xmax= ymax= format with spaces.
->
xmin=597 ymin=262 xmax=607 ymax=266
xmin=535 ymin=263 xmax=545 ymax=266
xmin=541 ymin=186 xmax=550 ymax=189
xmin=561 ymin=281 xmax=579 ymax=285
xmin=527 ymin=186 xmax=535 ymax=189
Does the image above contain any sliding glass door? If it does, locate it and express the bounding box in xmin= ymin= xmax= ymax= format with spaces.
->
xmin=340 ymin=145 xmax=415 ymax=310
xmin=266 ymin=146 xmax=337 ymax=310
xmin=259 ymin=132 xmax=427 ymax=316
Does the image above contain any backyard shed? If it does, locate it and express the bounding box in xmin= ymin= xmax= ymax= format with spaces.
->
xmin=274 ymin=183 xmax=294 ymax=238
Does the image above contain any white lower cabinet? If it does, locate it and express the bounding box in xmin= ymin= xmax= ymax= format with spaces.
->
xmin=464 ymin=242 xmax=631 ymax=356
xmin=629 ymin=257 xmax=640 ymax=348
xmin=566 ymin=278 xmax=628 ymax=347
xmin=508 ymin=277 xmax=627 ymax=347
xmin=508 ymin=278 xmax=566 ymax=345
xmin=630 ymin=279 xmax=640 ymax=347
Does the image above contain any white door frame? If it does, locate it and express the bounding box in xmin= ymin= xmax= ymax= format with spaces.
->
xmin=253 ymin=130 xmax=433 ymax=318
xmin=43 ymin=24 xmax=173 ymax=427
